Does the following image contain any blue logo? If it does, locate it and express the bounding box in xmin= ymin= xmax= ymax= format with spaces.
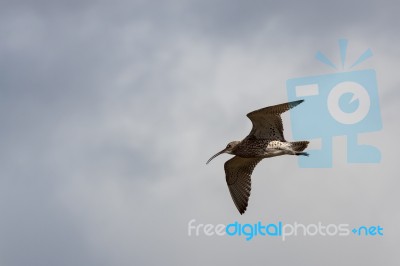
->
xmin=287 ymin=39 xmax=382 ymax=168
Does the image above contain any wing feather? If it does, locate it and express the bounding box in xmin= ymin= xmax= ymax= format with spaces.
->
xmin=224 ymin=156 xmax=262 ymax=214
xmin=245 ymin=100 xmax=304 ymax=140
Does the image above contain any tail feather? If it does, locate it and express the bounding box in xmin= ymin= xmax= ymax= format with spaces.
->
xmin=290 ymin=141 xmax=309 ymax=156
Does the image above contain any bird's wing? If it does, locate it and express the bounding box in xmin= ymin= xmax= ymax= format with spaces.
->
xmin=244 ymin=100 xmax=304 ymax=141
xmin=224 ymin=156 xmax=262 ymax=214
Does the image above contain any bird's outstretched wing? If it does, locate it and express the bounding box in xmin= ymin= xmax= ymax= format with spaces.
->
xmin=244 ymin=100 xmax=304 ymax=141
xmin=224 ymin=156 xmax=262 ymax=214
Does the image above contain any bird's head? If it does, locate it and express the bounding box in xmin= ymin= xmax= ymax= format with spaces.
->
xmin=206 ymin=141 xmax=240 ymax=164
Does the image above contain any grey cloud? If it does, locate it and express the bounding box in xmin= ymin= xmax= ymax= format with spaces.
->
xmin=0 ymin=0 xmax=399 ymax=265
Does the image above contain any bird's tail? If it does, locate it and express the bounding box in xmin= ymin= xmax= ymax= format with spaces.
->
xmin=290 ymin=141 xmax=309 ymax=156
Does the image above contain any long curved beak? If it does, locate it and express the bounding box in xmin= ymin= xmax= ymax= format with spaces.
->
xmin=206 ymin=149 xmax=226 ymax=164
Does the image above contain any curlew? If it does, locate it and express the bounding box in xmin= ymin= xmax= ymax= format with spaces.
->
xmin=206 ymin=100 xmax=309 ymax=214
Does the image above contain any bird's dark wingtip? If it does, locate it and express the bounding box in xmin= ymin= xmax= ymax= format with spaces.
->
xmin=293 ymin=99 xmax=304 ymax=105
xmin=288 ymin=99 xmax=305 ymax=110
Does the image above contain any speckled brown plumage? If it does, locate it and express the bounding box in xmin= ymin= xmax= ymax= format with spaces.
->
xmin=207 ymin=100 xmax=309 ymax=215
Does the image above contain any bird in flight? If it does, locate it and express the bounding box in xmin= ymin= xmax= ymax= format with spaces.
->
xmin=206 ymin=100 xmax=309 ymax=214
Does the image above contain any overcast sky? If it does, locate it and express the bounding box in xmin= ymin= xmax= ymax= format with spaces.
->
xmin=1 ymin=0 xmax=399 ymax=265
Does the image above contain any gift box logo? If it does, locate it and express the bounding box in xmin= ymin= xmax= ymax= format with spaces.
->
xmin=287 ymin=39 xmax=382 ymax=168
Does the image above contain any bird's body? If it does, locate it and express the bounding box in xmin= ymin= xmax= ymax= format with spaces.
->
xmin=206 ymin=100 xmax=309 ymax=214
xmin=230 ymin=139 xmax=308 ymax=158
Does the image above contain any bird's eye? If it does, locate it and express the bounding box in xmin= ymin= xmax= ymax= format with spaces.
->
xmin=227 ymin=144 xmax=231 ymax=148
